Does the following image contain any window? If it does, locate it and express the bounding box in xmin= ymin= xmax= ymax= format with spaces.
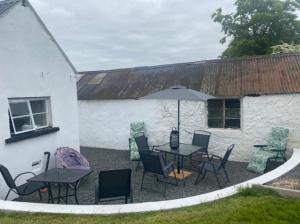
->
xmin=88 ymin=73 xmax=107 ymax=84
xmin=208 ymin=99 xmax=240 ymax=129
xmin=8 ymin=98 xmax=52 ymax=135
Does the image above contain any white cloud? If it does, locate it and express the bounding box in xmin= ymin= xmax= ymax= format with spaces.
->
xmin=29 ymin=0 xmax=236 ymax=71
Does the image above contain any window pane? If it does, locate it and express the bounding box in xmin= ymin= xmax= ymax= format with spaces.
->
xmin=225 ymin=99 xmax=240 ymax=128
xmin=30 ymin=100 xmax=46 ymax=114
xmin=208 ymin=99 xmax=224 ymax=128
xmin=33 ymin=114 xmax=47 ymax=127
xmin=225 ymin=108 xmax=240 ymax=119
xmin=225 ymin=99 xmax=240 ymax=108
xmin=12 ymin=116 xmax=34 ymax=132
xmin=208 ymin=100 xmax=223 ymax=118
xmin=208 ymin=119 xmax=223 ymax=128
xmin=225 ymin=119 xmax=241 ymax=128
xmin=9 ymin=102 xmax=29 ymax=117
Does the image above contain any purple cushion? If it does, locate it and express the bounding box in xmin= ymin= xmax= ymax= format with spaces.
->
xmin=55 ymin=147 xmax=90 ymax=170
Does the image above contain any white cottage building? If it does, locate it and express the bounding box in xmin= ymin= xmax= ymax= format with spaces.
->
xmin=0 ymin=0 xmax=79 ymax=199
xmin=78 ymin=54 xmax=300 ymax=162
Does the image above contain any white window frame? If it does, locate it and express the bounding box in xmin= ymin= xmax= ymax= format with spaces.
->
xmin=8 ymin=97 xmax=52 ymax=135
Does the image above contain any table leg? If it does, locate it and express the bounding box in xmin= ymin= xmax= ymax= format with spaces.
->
xmin=47 ymin=183 xmax=54 ymax=204
xmin=74 ymin=181 xmax=79 ymax=205
xmin=177 ymin=155 xmax=181 ymax=174
xmin=65 ymin=184 xmax=69 ymax=204
xmin=57 ymin=183 xmax=61 ymax=204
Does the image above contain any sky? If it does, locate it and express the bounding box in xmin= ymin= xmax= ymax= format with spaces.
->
xmin=29 ymin=0 xmax=236 ymax=71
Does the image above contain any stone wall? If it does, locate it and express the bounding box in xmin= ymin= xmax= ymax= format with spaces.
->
xmin=78 ymin=94 xmax=300 ymax=161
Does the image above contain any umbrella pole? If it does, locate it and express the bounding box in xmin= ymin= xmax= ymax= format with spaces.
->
xmin=178 ymin=99 xmax=180 ymax=144
xmin=177 ymin=99 xmax=181 ymax=175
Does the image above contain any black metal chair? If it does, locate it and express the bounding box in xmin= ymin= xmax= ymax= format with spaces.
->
xmin=194 ymin=144 xmax=235 ymax=188
xmin=134 ymin=135 xmax=159 ymax=170
xmin=0 ymin=164 xmax=46 ymax=200
xmin=43 ymin=151 xmax=50 ymax=172
xmin=140 ymin=152 xmax=178 ymax=197
xmin=190 ymin=130 xmax=211 ymax=166
xmin=95 ymin=168 xmax=132 ymax=204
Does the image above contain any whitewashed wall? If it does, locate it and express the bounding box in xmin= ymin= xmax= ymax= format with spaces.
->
xmin=0 ymin=4 xmax=79 ymax=199
xmin=79 ymin=100 xmax=206 ymax=150
xmin=79 ymin=94 xmax=300 ymax=162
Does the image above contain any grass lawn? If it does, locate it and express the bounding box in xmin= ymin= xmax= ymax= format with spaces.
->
xmin=0 ymin=187 xmax=299 ymax=224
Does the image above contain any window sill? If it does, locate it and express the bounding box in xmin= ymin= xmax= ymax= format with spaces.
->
xmin=207 ymin=128 xmax=242 ymax=132
xmin=5 ymin=127 xmax=60 ymax=144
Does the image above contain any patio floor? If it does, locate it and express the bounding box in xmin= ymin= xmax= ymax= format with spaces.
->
xmin=16 ymin=147 xmax=258 ymax=205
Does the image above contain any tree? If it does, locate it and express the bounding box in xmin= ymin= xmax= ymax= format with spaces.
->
xmin=272 ymin=42 xmax=300 ymax=53
xmin=212 ymin=0 xmax=300 ymax=58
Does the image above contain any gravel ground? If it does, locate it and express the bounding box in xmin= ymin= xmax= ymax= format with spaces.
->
xmin=16 ymin=147 xmax=258 ymax=205
xmin=267 ymin=164 xmax=300 ymax=190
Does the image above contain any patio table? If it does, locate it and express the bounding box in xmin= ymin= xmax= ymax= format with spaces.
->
xmin=28 ymin=168 xmax=92 ymax=205
xmin=156 ymin=143 xmax=200 ymax=180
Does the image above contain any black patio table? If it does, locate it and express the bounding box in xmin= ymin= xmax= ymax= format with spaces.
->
xmin=28 ymin=168 xmax=92 ymax=205
xmin=156 ymin=143 xmax=200 ymax=180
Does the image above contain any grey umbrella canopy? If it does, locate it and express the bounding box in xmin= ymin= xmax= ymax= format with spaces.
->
xmin=139 ymin=85 xmax=215 ymax=142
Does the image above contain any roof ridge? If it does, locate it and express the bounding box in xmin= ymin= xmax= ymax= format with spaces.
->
xmin=79 ymin=53 xmax=300 ymax=74
xmin=0 ymin=0 xmax=20 ymax=17
xmin=0 ymin=0 xmax=20 ymax=5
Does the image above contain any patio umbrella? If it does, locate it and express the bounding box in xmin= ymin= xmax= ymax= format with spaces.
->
xmin=139 ymin=85 xmax=215 ymax=143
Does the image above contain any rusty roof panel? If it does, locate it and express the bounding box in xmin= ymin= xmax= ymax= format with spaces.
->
xmin=77 ymin=53 xmax=300 ymax=100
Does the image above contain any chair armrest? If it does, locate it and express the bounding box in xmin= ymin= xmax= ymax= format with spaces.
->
xmin=253 ymin=144 xmax=268 ymax=150
xmin=14 ymin=172 xmax=36 ymax=182
xmin=269 ymin=148 xmax=286 ymax=152
xmin=208 ymin=154 xmax=222 ymax=161
xmin=150 ymin=145 xmax=160 ymax=150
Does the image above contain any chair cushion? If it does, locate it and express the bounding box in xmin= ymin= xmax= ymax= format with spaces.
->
xmin=248 ymin=127 xmax=289 ymax=174
xmin=268 ymin=127 xmax=289 ymax=151
xmin=247 ymin=149 xmax=277 ymax=174
xmin=55 ymin=147 xmax=90 ymax=170
xmin=129 ymin=122 xmax=145 ymax=161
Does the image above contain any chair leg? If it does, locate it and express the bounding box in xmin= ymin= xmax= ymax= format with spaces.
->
xmin=5 ymin=189 xmax=12 ymax=200
xmin=214 ymin=173 xmax=221 ymax=188
xmin=135 ymin=160 xmax=141 ymax=171
xmin=38 ymin=190 xmax=42 ymax=201
xmin=141 ymin=171 xmax=146 ymax=191
xmin=194 ymin=172 xmax=201 ymax=185
xmin=195 ymin=170 xmax=206 ymax=185
xmin=95 ymin=181 xmax=99 ymax=204
xmin=163 ymin=178 xmax=167 ymax=197
xmin=130 ymin=189 xmax=133 ymax=203
xmin=224 ymin=169 xmax=230 ymax=183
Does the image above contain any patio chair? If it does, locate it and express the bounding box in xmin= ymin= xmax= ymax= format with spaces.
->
xmin=247 ymin=127 xmax=289 ymax=174
xmin=134 ymin=135 xmax=159 ymax=170
xmin=55 ymin=147 xmax=90 ymax=170
xmin=129 ymin=121 xmax=145 ymax=161
xmin=190 ymin=130 xmax=211 ymax=166
xmin=140 ymin=151 xmax=178 ymax=197
xmin=0 ymin=164 xmax=46 ymax=200
xmin=194 ymin=144 xmax=235 ymax=188
xmin=95 ymin=169 xmax=132 ymax=204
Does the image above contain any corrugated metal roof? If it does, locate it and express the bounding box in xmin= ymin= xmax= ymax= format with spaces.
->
xmin=0 ymin=0 xmax=19 ymax=16
xmin=77 ymin=53 xmax=300 ymax=100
